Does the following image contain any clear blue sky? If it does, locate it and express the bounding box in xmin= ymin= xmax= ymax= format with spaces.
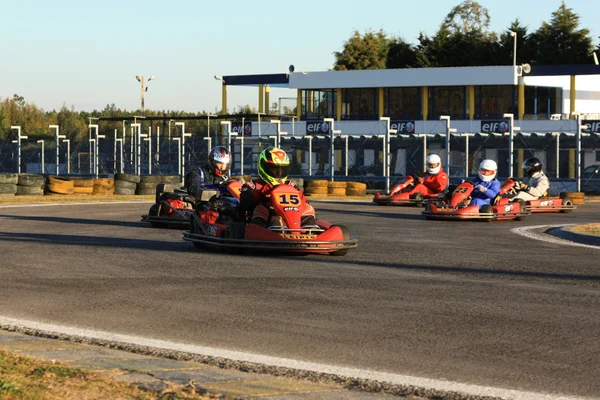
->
xmin=1 ymin=0 xmax=598 ymax=114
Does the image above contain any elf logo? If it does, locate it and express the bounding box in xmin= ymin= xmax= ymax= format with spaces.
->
xmin=481 ymin=120 xmax=510 ymax=133
xmin=582 ymin=120 xmax=600 ymax=133
xmin=391 ymin=120 xmax=415 ymax=134
xmin=306 ymin=121 xmax=329 ymax=134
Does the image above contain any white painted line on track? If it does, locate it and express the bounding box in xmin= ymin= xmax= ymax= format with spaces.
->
xmin=0 ymin=201 xmax=152 ymax=209
xmin=511 ymin=225 xmax=600 ymax=250
xmin=0 ymin=316 xmax=590 ymax=400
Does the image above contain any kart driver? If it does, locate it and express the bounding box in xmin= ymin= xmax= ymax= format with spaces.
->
xmin=185 ymin=146 xmax=231 ymax=198
xmin=469 ymin=159 xmax=501 ymax=209
xmin=511 ymin=157 xmax=550 ymax=201
xmin=390 ymin=154 xmax=448 ymax=196
xmin=239 ymin=147 xmax=316 ymax=228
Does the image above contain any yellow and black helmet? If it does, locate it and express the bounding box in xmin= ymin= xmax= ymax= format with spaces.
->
xmin=258 ymin=147 xmax=290 ymax=186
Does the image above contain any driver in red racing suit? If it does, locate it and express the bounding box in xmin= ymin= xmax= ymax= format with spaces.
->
xmin=390 ymin=154 xmax=448 ymax=196
xmin=240 ymin=147 xmax=316 ymax=228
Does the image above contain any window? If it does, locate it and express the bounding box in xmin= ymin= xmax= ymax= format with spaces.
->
xmin=475 ymin=85 xmax=516 ymax=119
xmin=429 ymin=86 xmax=466 ymax=119
xmin=523 ymin=86 xmax=562 ymax=119
xmin=302 ymin=90 xmax=336 ymax=120
xmin=384 ymin=87 xmax=420 ymax=119
xmin=342 ymin=88 xmax=377 ymax=120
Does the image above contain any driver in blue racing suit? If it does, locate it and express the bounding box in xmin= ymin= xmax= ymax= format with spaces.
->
xmin=469 ymin=159 xmax=501 ymax=209
xmin=185 ymin=146 xmax=231 ymax=197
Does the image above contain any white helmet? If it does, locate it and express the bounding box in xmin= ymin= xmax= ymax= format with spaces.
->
xmin=426 ymin=154 xmax=441 ymax=175
xmin=478 ymin=159 xmax=497 ymax=182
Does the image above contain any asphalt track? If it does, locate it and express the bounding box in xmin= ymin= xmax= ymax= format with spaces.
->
xmin=0 ymin=200 xmax=599 ymax=399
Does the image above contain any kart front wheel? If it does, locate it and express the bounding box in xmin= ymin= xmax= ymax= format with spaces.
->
xmin=514 ymin=199 xmax=527 ymax=221
xmin=330 ymin=224 xmax=350 ymax=257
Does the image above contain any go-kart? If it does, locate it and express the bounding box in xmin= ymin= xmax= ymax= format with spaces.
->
xmin=373 ymin=175 xmax=444 ymax=206
xmin=183 ymin=182 xmax=358 ymax=256
xmin=141 ymin=181 xmax=243 ymax=229
xmin=500 ymin=178 xmax=575 ymax=213
xmin=422 ymin=180 xmax=529 ymax=221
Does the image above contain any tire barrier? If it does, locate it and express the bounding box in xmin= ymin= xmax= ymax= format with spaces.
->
xmin=346 ymin=188 xmax=368 ymax=196
xmin=16 ymin=185 xmax=43 ymax=196
xmin=328 ymin=188 xmax=347 ymax=196
xmin=18 ymin=174 xmax=44 ymax=187
xmin=114 ymin=173 xmax=141 ymax=184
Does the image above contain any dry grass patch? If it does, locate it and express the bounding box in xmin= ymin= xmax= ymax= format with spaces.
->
xmin=0 ymin=350 xmax=208 ymax=399
xmin=571 ymin=223 xmax=600 ymax=236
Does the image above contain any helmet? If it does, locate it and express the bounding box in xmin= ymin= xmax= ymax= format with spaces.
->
xmin=522 ymin=157 xmax=542 ymax=178
xmin=258 ymin=147 xmax=290 ymax=186
xmin=478 ymin=159 xmax=497 ymax=182
xmin=208 ymin=146 xmax=231 ymax=177
xmin=425 ymin=154 xmax=441 ymax=174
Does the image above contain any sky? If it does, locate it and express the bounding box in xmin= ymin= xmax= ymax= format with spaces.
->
xmin=1 ymin=0 xmax=598 ymax=115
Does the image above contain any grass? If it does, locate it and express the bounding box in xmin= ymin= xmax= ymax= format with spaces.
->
xmin=571 ymin=223 xmax=600 ymax=236
xmin=0 ymin=350 xmax=209 ymax=399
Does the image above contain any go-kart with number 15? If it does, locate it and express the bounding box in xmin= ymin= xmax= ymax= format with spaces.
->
xmin=183 ymin=181 xmax=357 ymax=255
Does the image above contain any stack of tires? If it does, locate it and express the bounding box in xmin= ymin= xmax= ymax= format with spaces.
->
xmin=17 ymin=174 xmax=44 ymax=196
xmin=328 ymin=181 xmax=347 ymax=196
xmin=72 ymin=178 xmax=95 ymax=195
xmin=561 ymin=191 xmax=585 ymax=205
xmin=45 ymin=176 xmax=74 ymax=196
xmin=303 ymin=180 xmax=328 ymax=196
xmin=93 ymin=178 xmax=115 ymax=196
xmin=136 ymin=175 xmax=182 ymax=196
xmin=114 ymin=173 xmax=141 ymax=196
xmin=291 ymin=177 xmax=304 ymax=191
xmin=0 ymin=173 xmax=18 ymax=196
xmin=346 ymin=182 xmax=367 ymax=197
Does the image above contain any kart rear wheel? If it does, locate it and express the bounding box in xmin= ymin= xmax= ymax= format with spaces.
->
xmin=560 ymin=198 xmax=573 ymax=213
xmin=189 ymin=216 xmax=204 ymax=249
xmin=410 ymin=192 xmax=424 ymax=205
xmin=330 ymin=224 xmax=350 ymax=257
xmin=224 ymin=222 xmax=246 ymax=254
xmin=514 ymin=199 xmax=527 ymax=221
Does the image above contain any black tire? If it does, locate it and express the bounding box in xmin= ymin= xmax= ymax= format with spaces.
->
xmin=114 ymin=187 xmax=136 ymax=195
xmin=330 ymin=224 xmax=350 ymax=257
xmin=515 ymin=199 xmax=527 ymax=221
xmin=189 ymin=216 xmax=204 ymax=249
xmin=16 ymin=185 xmax=42 ymax=195
xmin=560 ymin=198 xmax=574 ymax=213
xmin=148 ymin=204 xmax=160 ymax=217
xmin=480 ymin=204 xmax=493 ymax=222
xmin=114 ymin=173 xmax=141 ymax=183
xmin=114 ymin=180 xmax=137 ymax=190
xmin=0 ymin=174 xmax=18 ymax=185
xmin=139 ymin=175 xmax=162 ymax=184
xmin=18 ymin=174 xmax=44 ymax=187
xmin=136 ymin=189 xmax=155 ymax=195
xmin=159 ymin=175 xmax=182 ymax=184
xmin=410 ymin=192 xmax=424 ymax=204
xmin=0 ymin=183 xmax=17 ymax=194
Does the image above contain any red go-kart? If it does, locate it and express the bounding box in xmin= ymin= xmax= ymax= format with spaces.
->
xmin=422 ymin=180 xmax=529 ymax=221
xmin=183 ymin=182 xmax=357 ymax=256
xmin=141 ymin=181 xmax=243 ymax=229
xmin=373 ymin=175 xmax=443 ymax=206
xmin=500 ymin=178 xmax=575 ymax=213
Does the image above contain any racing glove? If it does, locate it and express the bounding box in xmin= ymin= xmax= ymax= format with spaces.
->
xmin=242 ymin=181 xmax=256 ymax=191
xmin=519 ymin=182 xmax=529 ymax=192
xmin=475 ymin=184 xmax=487 ymax=193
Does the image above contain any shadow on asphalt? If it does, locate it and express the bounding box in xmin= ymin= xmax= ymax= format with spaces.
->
xmin=0 ymin=214 xmax=149 ymax=228
xmin=0 ymin=232 xmax=194 ymax=253
xmin=1 ymin=231 xmax=599 ymax=282
xmin=319 ymin=207 xmax=426 ymax=221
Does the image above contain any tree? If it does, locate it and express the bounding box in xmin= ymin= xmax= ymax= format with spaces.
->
xmin=443 ymin=0 xmax=491 ymax=34
xmin=333 ymin=29 xmax=391 ymax=71
xmin=496 ymin=19 xmax=533 ymax=65
xmin=386 ymin=38 xmax=418 ymax=69
xmin=528 ymin=1 xmax=593 ymax=65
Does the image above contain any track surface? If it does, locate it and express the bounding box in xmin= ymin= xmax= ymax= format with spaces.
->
xmin=0 ymin=201 xmax=599 ymax=398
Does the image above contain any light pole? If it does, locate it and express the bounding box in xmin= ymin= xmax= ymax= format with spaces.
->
xmin=214 ymin=76 xmax=227 ymax=115
xmin=62 ymin=139 xmax=70 ymax=174
xmin=510 ymin=31 xmax=517 ymax=66
xmin=136 ymin=75 xmax=155 ymax=116
xmin=90 ymin=124 xmax=105 ymax=178
xmin=503 ymin=113 xmax=520 ymax=178
xmin=440 ymin=116 xmax=456 ymax=174
xmin=172 ymin=137 xmax=181 ymax=177
xmin=11 ymin=126 xmax=28 ymax=173
xmin=143 ymin=136 xmax=152 ymax=175
xmin=270 ymin=120 xmax=288 ymax=148
xmin=175 ymin=122 xmax=190 ymax=181
xmin=88 ymin=117 xmax=99 ymax=173
xmin=50 ymin=125 xmax=65 ymax=175
xmin=323 ymin=118 xmax=342 ymax=182
xmin=37 ymin=140 xmax=45 ymax=174
xmin=379 ymin=117 xmax=398 ymax=193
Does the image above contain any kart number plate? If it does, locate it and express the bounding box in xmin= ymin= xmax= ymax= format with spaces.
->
xmin=281 ymin=233 xmax=317 ymax=240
